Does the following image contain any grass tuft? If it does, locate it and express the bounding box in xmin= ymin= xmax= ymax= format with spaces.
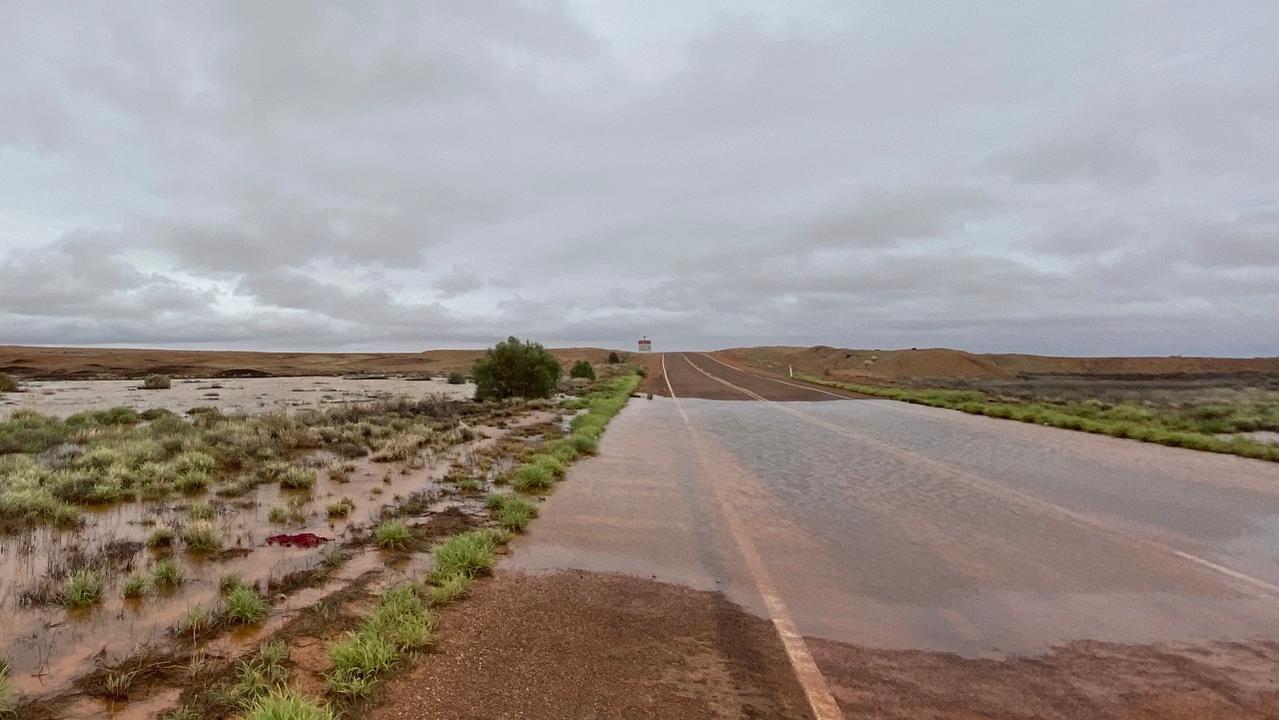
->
xmin=373 ymin=519 xmax=411 ymax=549
xmin=431 ymin=530 xmax=499 ymax=580
xmin=243 ymin=687 xmax=334 ymax=720
xmin=61 ymin=569 xmax=103 ymax=607
xmin=182 ymin=521 xmax=223 ymax=554
xmin=147 ymin=524 xmax=177 ymax=548
xmin=325 ymin=497 xmax=355 ymax=519
xmin=224 ymin=584 xmax=270 ymax=625
xmin=426 ymin=570 xmax=471 ymax=606
xmin=122 ymin=571 xmax=148 ymax=598
xmin=485 ymin=492 xmax=537 ymax=532
xmin=152 ymin=558 xmax=183 ymax=589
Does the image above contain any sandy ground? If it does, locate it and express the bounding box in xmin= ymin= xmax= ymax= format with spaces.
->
xmin=372 ymin=570 xmax=816 ymax=720
xmin=0 ymin=376 xmax=474 ymax=418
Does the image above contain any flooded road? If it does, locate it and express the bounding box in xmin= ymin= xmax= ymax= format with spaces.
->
xmin=509 ymin=352 xmax=1279 ymax=717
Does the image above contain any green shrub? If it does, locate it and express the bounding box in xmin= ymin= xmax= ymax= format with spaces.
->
xmin=267 ymin=506 xmax=287 ymax=524
xmin=471 ymin=336 xmax=562 ymax=400
xmin=142 ymin=374 xmax=172 ymax=390
xmin=569 ymin=360 xmax=596 ymax=380
xmin=0 ymin=372 xmax=17 ymax=392
xmin=446 ymin=371 xmax=466 ymax=385
xmin=373 ymin=519 xmax=411 ymax=550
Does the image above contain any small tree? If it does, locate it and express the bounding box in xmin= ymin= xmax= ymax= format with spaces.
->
xmin=607 ymin=352 xmax=621 ymax=364
xmin=569 ymin=360 xmax=595 ymax=380
xmin=472 ymin=337 xmax=561 ymax=400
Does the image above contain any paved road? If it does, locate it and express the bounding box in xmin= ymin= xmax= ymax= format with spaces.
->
xmin=511 ymin=352 xmax=1279 ymax=718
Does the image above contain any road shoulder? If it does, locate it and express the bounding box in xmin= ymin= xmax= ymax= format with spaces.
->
xmin=372 ymin=569 xmax=815 ymax=720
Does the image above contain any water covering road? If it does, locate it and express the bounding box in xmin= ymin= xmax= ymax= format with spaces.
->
xmin=510 ymin=352 xmax=1279 ymax=716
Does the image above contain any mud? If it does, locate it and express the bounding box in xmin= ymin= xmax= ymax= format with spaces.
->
xmin=0 ymin=376 xmax=473 ymax=418
xmin=372 ymin=570 xmax=816 ymax=720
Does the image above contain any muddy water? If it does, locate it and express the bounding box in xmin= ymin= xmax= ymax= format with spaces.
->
xmin=0 ymin=410 xmax=548 ymax=702
xmin=0 ymin=376 xmax=474 ymax=418
xmin=512 ymin=395 xmax=1279 ymax=658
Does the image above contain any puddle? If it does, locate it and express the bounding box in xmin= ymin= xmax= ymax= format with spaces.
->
xmin=0 ymin=408 xmax=556 ymax=705
xmin=1 ymin=376 xmax=474 ymax=419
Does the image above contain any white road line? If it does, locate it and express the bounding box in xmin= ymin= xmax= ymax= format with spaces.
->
xmin=662 ymin=354 xmax=845 ymax=720
xmin=678 ymin=352 xmax=1279 ymax=601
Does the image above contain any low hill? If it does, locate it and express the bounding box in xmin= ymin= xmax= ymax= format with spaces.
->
xmin=718 ymin=346 xmax=1279 ymax=383
xmin=0 ymin=345 xmax=619 ymax=380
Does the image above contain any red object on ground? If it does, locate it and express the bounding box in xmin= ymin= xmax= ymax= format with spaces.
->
xmin=266 ymin=532 xmax=330 ymax=548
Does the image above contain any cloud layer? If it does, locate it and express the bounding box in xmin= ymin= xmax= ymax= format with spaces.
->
xmin=2 ymin=1 xmax=1277 ymax=355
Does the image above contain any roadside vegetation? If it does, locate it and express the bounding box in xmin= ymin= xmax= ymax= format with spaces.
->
xmin=0 ymin=338 xmax=643 ymax=718
xmin=798 ymin=374 xmax=1279 ymax=462
xmin=471 ymin=336 xmax=561 ymax=400
xmin=0 ymin=397 xmax=462 ymax=529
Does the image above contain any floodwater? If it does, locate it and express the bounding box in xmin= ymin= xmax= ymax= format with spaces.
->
xmin=0 ymin=376 xmax=474 ymax=418
xmin=0 ymin=409 xmax=545 ymax=704
xmin=511 ymin=394 xmax=1279 ymax=657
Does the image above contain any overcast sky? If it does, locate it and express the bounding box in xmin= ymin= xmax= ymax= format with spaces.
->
xmin=2 ymin=1 xmax=1277 ymax=356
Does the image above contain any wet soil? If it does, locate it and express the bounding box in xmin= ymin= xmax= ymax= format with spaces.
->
xmin=372 ymin=570 xmax=816 ymax=720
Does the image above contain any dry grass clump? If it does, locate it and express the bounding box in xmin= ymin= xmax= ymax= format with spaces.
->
xmin=0 ymin=372 xmax=17 ymax=393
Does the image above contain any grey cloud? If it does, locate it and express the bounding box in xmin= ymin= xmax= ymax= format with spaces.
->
xmin=1 ymin=1 xmax=1278 ymax=355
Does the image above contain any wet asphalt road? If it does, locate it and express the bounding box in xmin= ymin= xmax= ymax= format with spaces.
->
xmin=512 ymin=352 xmax=1279 ymax=658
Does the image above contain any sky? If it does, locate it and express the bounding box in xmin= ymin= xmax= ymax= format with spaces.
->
xmin=1 ymin=1 xmax=1277 ymax=356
